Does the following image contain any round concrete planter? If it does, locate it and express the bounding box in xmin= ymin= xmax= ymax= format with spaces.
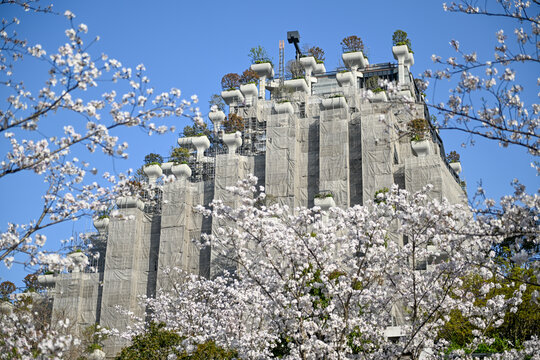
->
xmin=314 ymin=196 xmax=335 ymax=211
xmin=93 ymin=218 xmax=110 ymax=234
xmin=209 ymin=110 xmax=225 ymax=133
xmin=221 ymin=89 xmax=244 ymax=105
xmin=342 ymin=51 xmax=366 ymax=70
xmin=143 ymin=164 xmax=162 ymax=184
xmin=274 ymin=102 xmax=294 ymax=114
xmin=370 ymin=91 xmax=388 ymax=103
xmin=336 ymin=71 xmax=354 ymax=86
xmin=411 ymin=140 xmax=430 ymax=157
xmin=178 ymin=135 xmax=210 ymax=161
xmin=171 ymin=163 xmax=192 ymax=180
xmin=284 ymin=78 xmax=309 ymax=93
xmin=392 ymin=45 xmax=409 ymax=60
xmin=37 ymin=274 xmax=56 ymax=287
xmin=160 ymin=161 xmax=173 ymax=175
xmin=449 ymin=161 xmax=462 ymax=175
xmin=222 ymin=131 xmax=242 ymax=154
xmin=250 ymin=62 xmax=274 ymax=78
xmin=67 ymin=252 xmax=88 ymax=273
xmin=240 ymin=83 xmax=258 ymax=105
xmin=405 ymin=52 xmax=414 ymax=68
xmin=313 ymin=62 xmax=326 ymax=74
xmin=322 ymin=97 xmax=347 ymax=109
xmin=116 ymin=196 xmax=145 ymax=210
xmin=240 ymin=83 xmax=257 ymax=97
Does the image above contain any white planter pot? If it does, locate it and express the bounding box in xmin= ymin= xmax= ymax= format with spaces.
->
xmin=299 ymin=56 xmax=316 ymax=77
xmin=93 ymin=218 xmax=110 ymax=234
xmin=240 ymin=83 xmax=258 ymax=105
xmin=274 ymin=102 xmax=294 ymax=114
xmin=392 ymin=45 xmax=410 ymax=60
xmin=143 ymin=164 xmax=162 ymax=184
xmin=37 ymin=274 xmax=56 ymax=287
xmin=364 ymin=58 xmax=369 ymax=66
xmin=449 ymin=161 xmax=462 ymax=175
xmin=313 ymin=62 xmax=326 ymax=74
xmin=411 ymin=140 xmax=430 ymax=157
xmin=116 ymin=196 xmax=145 ymax=210
xmin=336 ymin=71 xmax=354 ymax=86
xmin=284 ymin=78 xmax=309 ymax=93
xmin=405 ymin=52 xmax=414 ymax=68
xmin=67 ymin=252 xmax=88 ymax=273
xmin=250 ymin=62 xmax=274 ymax=78
xmin=209 ymin=110 xmax=225 ymax=133
xmin=370 ymin=91 xmax=388 ymax=102
xmin=314 ymin=196 xmax=335 ymax=211
xmin=342 ymin=51 xmax=366 ymax=70
xmin=322 ymin=97 xmax=347 ymax=109
xmin=160 ymin=161 xmax=173 ymax=175
xmin=240 ymin=83 xmax=258 ymax=97
xmin=222 ymin=131 xmax=243 ymax=154
xmin=171 ymin=163 xmax=192 ymax=180
xmin=221 ymin=89 xmax=244 ymax=105
xmin=88 ymin=349 xmax=106 ymax=360
xmin=178 ymin=136 xmax=210 ymax=161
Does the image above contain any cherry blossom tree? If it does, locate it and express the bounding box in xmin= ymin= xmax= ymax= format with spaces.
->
xmin=420 ymin=0 xmax=539 ymax=156
xmin=0 ymin=0 xmax=201 ymax=269
xmin=118 ymin=176 xmax=539 ymax=359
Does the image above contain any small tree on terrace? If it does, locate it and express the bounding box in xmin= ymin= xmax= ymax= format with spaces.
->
xmin=340 ymin=35 xmax=364 ymax=53
xmin=240 ymin=69 xmax=259 ymax=85
xmin=392 ymin=29 xmax=412 ymax=49
xmin=307 ymin=46 xmax=325 ymax=63
xmin=221 ymin=73 xmax=241 ymax=90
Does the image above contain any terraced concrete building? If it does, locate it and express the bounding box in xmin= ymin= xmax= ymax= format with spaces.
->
xmin=41 ymin=44 xmax=466 ymax=357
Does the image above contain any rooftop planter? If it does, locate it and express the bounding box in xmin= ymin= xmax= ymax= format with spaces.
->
xmin=411 ymin=140 xmax=430 ymax=157
xmin=93 ymin=217 xmax=110 ymax=234
xmin=178 ymin=135 xmax=210 ymax=161
xmin=116 ymin=196 xmax=145 ymax=210
xmin=274 ymin=101 xmax=294 ymax=114
xmin=240 ymin=83 xmax=258 ymax=104
xmin=160 ymin=161 xmax=173 ymax=175
xmin=209 ymin=110 xmax=226 ymax=133
xmin=370 ymin=90 xmax=388 ymax=103
xmin=336 ymin=71 xmax=354 ymax=86
xmin=299 ymin=56 xmax=316 ymax=75
xmin=221 ymin=89 xmax=244 ymax=105
xmin=250 ymin=62 xmax=274 ymax=78
xmin=37 ymin=273 xmax=56 ymax=287
xmin=171 ymin=163 xmax=191 ymax=180
xmin=314 ymin=194 xmax=335 ymax=211
xmin=313 ymin=62 xmax=326 ymax=74
xmin=143 ymin=164 xmax=162 ymax=184
xmin=404 ymin=52 xmax=414 ymax=68
xmin=447 ymin=151 xmax=462 ymax=174
xmin=284 ymin=78 xmax=309 ymax=93
xmin=322 ymin=96 xmax=347 ymax=109
xmin=222 ymin=131 xmax=243 ymax=154
xmin=67 ymin=251 xmax=88 ymax=273
xmin=342 ymin=51 xmax=367 ymax=71
xmin=449 ymin=161 xmax=462 ymax=175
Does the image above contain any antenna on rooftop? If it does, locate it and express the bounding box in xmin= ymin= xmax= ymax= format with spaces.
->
xmin=279 ymin=40 xmax=285 ymax=84
xmin=287 ymin=30 xmax=301 ymax=60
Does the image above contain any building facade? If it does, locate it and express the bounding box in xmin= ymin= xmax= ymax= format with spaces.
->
xmin=40 ymin=45 xmax=466 ymax=357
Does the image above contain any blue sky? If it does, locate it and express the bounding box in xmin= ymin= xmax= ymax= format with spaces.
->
xmin=1 ymin=0 xmax=537 ymax=286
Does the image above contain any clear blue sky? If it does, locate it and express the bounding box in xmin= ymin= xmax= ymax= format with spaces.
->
xmin=1 ymin=0 xmax=537 ymax=286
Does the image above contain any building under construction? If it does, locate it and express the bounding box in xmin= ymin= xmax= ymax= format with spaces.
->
xmin=39 ymin=39 xmax=467 ymax=357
